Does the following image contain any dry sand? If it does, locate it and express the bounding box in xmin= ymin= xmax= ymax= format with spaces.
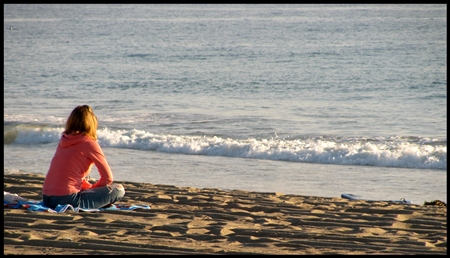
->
xmin=4 ymin=172 xmax=447 ymax=255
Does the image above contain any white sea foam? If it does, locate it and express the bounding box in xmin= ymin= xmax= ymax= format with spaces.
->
xmin=5 ymin=124 xmax=446 ymax=170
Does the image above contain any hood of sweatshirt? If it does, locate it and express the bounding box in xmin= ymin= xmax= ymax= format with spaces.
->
xmin=59 ymin=133 xmax=91 ymax=148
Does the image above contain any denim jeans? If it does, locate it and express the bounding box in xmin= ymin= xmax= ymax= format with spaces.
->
xmin=43 ymin=184 xmax=125 ymax=209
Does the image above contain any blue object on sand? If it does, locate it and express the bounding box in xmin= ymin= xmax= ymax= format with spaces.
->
xmin=341 ymin=193 xmax=364 ymax=200
xmin=341 ymin=193 xmax=412 ymax=204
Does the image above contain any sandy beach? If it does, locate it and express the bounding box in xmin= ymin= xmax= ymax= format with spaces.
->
xmin=4 ymin=172 xmax=447 ymax=255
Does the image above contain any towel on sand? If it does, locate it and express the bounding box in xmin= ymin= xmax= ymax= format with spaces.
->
xmin=341 ymin=193 xmax=413 ymax=204
xmin=4 ymin=191 xmax=150 ymax=213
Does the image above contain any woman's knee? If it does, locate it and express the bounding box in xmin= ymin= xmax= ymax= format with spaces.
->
xmin=109 ymin=183 xmax=125 ymax=197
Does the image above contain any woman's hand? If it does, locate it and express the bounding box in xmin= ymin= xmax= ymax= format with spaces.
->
xmin=81 ymin=178 xmax=93 ymax=190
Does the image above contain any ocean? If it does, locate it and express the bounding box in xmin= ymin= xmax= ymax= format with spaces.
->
xmin=4 ymin=4 xmax=447 ymax=204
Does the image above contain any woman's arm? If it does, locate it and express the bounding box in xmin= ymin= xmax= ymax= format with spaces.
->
xmin=85 ymin=140 xmax=114 ymax=188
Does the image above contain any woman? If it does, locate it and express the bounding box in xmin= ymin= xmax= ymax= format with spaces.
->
xmin=42 ymin=105 xmax=125 ymax=209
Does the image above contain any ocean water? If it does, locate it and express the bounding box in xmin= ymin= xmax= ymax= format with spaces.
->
xmin=4 ymin=4 xmax=447 ymax=204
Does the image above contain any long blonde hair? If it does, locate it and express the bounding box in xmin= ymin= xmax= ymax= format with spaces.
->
xmin=64 ymin=105 xmax=98 ymax=140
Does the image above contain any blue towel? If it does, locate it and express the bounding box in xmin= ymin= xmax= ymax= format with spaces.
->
xmin=4 ymin=199 xmax=150 ymax=213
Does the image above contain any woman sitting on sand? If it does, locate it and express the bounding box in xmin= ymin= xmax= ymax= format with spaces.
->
xmin=42 ymin=105 xmax=125 ymax=209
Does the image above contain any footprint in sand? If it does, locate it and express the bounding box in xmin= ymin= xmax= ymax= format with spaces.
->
xmin=391 ymin=214 xmax=414 ymax=229
xmin=362 ymin=227 xmax=388 ymax=235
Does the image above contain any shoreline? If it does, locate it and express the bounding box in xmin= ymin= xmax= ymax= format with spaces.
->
xmin=4 ymin=172 xmax=447 ymax=255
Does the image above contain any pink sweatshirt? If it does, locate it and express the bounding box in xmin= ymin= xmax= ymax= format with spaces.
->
xmin=42 ymin=133 xmax=113 ymax=196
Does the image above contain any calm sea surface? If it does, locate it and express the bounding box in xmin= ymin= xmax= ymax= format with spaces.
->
xmin=4 ymin=4 xmax=447 ymax=204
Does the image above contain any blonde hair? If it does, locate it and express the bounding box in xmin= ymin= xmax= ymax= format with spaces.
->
xmin=64 ymin=105 xmax=98 ymax=140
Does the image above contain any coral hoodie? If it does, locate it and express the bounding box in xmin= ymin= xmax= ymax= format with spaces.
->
xmin=42 ymin=133 xmax=113 ymax=196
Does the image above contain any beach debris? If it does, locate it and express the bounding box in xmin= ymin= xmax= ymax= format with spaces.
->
xmin=423 ymin=200 xmax=446 ymax=207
